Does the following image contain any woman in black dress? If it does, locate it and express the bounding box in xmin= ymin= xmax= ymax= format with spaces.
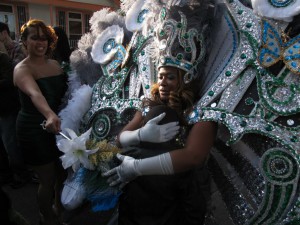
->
xmin=14 ymin=19 xmax=67 ymax=225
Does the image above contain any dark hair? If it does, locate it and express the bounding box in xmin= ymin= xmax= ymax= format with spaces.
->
xmin=0 ymin=22 xmax=10 ymax=35
xmin=53 ymin=26 xmax=71 ymax=63
xmin=20 ymin=19 xmax=57 ymax=56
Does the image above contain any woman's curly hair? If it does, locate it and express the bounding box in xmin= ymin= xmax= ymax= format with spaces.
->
xmin=20 ymin=19 xmax=58 ymax=56
xmin=142 ymin=68 xmax=200 ymax=124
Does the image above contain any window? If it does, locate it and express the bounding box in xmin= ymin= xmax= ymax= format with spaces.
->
xmin=84 ymin=14 xmax=90 ymax=33
xmin=58 ymin=11 xmax=66 ymax=31
xmin=68 ymin=12 xmax=82 ymax=40
xmin=0 ymin=4 xmax=16 ymax=39
xmin=0 ymin=4 xmax=13 ymax=13
xmin=56 ymin=9 xmax=92 ymax=49
xmin=17 ymin=6 xmax=27 ymax=33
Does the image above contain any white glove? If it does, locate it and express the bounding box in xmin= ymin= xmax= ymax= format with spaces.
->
xmin=119 ymin=113 xmax=179 ymax=147
xmin=103 ymin=153 xmax=174 ymax=187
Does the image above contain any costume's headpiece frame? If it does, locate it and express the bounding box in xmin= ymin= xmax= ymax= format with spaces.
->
xmin=156 ymin=9 xmax=206 ymax=83
xmin=150 ymin=1 xmax=215 ymax=84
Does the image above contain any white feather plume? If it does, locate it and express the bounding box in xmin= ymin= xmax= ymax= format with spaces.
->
xmin=58 ymin=85 xmax=93 ymax=141
xmin=90 ymin=8 xmax=125 ymax=37
xmin=125 ymin=0 xmax=148 ymax=32
xmin=91 ymin=25 xmax=124 ymax=64
xmin=252 ymin=0 xmax=300 ymax=22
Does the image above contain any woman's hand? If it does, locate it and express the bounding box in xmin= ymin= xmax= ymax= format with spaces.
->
xmin=103 ymin=152 xmax=174 ymax=187
xmin=44 ymin=114 xmax=61 ymax=134
xmin=139 ymin=113 xmax=179 ymax=143
xmin=103 ymin=154 xmax=139 ymax=187
xmin=119 ymin=113 xmax=180 ymax=147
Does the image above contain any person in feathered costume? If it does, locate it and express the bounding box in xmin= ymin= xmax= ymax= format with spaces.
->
xmin=100 ymin=0 xmax=218 ymax=224
xmin=57 ymin=0 xmax=300 ymax=224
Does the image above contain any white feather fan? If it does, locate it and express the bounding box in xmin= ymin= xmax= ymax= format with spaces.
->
xmin=91 ymin=25 xmax=124 ymax=64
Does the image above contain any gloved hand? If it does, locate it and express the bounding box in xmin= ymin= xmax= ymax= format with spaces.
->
xmin=104 ymin=154 xmax=139 ymax=187
xmin=139 ymin=112 xmax=179 ymax=143
xmin=119 ymin=113 xmax=179 ymax=147
xmin=103 ymin=153 xmax=174 ymax=187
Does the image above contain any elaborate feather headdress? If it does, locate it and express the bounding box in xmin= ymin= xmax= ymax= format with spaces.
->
xmin=148 ymin=0 xmax=216 ymax=83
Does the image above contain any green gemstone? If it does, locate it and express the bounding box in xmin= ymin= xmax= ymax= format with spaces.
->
xmin=221 ymin=113 xmax=226 ymax=119
xmin=225 ymin=71 xmax=231 ymax=76
xmin=145 ymin=84 xmax=150 ymax=89
xmin=291 ymin=136 xmax=298 ymax=142
xmin=177 ymin=54 xmax=183 ymax=60
xmin=183 ymin=33 xmax=189 ymax=39
xmin=238 ymin=9 xmax=243 ymax=14
xmin=246 ymin=23 xmax=252 ymax=28
xmin=161 ymin=8 xmax=166 ymax=19
xmin=240 ymin=120 xmax=247 ymax=127
xmin=177 ymin=22 xmax=183 ymax=28
xmin=141 ymin=50 xmax=145 ymax=56
xmin=265 ymin=125 xmax=273 ymax=131
xmin=142 ymin=67 xmax=146 ymax=71
xmin=208 ymin=90 xmax=214 ymax=96
xmin=185 ymin=47 xmax=191 ymax=52
xmin=129 ymin=101 xmax=133 ymax=107
xmin=245 ymin=98 xmax=254 ymax=105
xmin=159 ymin=30 xmax=165 ymax=36
xmin=241 ymin=53 xmax=247 ymax=59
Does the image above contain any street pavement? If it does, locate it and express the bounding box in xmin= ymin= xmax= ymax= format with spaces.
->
xmin=3 ymin=182 xmax=116 ymax=225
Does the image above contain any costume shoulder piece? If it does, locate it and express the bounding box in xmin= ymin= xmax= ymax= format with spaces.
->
xmin=58 ymin=0 xmax=300 ymax=224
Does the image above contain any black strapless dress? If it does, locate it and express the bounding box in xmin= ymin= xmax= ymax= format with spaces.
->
xmin=16 ymin=74 xmax=67 ymax=166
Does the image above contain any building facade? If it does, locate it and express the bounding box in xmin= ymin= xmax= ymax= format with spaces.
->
xmin=0 ymin=0 xmax=120 ymax=48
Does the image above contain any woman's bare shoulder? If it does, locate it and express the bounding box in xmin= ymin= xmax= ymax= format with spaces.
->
xmin=48 ymin=59 xmax=63 ymax=73
xmin=48 ymin=59 xmax=61 ymax=67
xmin=14 ymin=59 xmax=31 ymax=75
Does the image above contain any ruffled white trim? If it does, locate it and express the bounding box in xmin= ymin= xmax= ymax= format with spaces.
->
xmin=91 ymin=25 xmax=124 ymax=64
xmin=252 ymin=0 xmax=300 ymax=22
xmin=125 ymin=0 xmax=148 ymax=32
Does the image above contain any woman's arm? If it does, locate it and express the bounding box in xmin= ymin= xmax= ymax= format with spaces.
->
xmin=104 ymin=121 xmax=216 ymax=186
xmin=13 ymin=65 xmax=61 ymax=134
xmin=170 ymin=121 xmax=216 ymax=172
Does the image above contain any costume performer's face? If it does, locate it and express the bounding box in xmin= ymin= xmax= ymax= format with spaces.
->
xmin=157 ymin=66 xmax=179 ymax=102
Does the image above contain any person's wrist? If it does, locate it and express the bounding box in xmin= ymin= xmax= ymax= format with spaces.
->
xmin=133 ymin=158 xmax=142 ymax=176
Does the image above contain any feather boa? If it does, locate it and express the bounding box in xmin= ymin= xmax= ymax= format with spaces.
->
xmin=252 ymin=0 xmax=300 ymax=22
xmin=58 ymin=84 xmax=92 ymax=140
